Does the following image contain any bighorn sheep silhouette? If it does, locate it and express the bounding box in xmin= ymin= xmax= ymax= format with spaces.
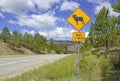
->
xmin=72 ymin=14 xmax=84 ymax=25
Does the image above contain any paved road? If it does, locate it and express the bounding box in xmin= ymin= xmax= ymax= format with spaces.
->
xmin=0 ymin=54 xmax=70 ymax=79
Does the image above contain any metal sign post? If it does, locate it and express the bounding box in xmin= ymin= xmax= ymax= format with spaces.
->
xmin=67 ymin=7 xmax=91 ymax=81
xmin=78 ymin=42 xmax=80 ymax=81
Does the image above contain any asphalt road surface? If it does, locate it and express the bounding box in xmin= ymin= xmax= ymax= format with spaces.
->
xmin=0 ymin=54 xmax=70 ymax=79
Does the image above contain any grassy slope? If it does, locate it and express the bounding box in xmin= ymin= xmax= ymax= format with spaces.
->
xmin=4 ymin=54 xmax=77 ymax=81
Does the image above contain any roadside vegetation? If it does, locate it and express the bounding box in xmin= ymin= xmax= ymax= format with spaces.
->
xmin=0 ymin=28 xmax=68 ymax=54
xmin=81 ymin=0 xmax=120 ymax=80
xmin=4 ymin=54 xmax=113 ymax=81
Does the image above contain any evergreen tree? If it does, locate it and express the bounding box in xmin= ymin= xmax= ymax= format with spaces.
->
xmin=10 ymin=30 xmax=22 ymax=47
xmin=88 ymin=22 xmax=95 ymax=46
xmin=33 ymin=33 xmax=47 ymax=53
xmin=112 ymin=0 xmax=120 ymax=63
xmin=89 ymin=7 xmax=115 ymax=54
xmin=1 ymin=27 xmax=11 ymax=42
xmin=112 ymin=0 xmax=120 ymax=45
xmin=49 ymin=38 xmax=54 ymax=48
xmin=112 ymin=0 xmax=120 ymax=13
xmin=23 ymin=32 xmax=33 ymax=47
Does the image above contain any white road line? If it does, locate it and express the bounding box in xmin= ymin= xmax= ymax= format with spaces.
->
xmin=0 ymin=58 xmax=43 ymax=66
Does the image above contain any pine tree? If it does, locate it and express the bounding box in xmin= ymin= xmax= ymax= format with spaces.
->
xmin=88 ymin=22 xmax=95 ymax=46
xmin=112 ymin=0 xmax=120 ymax=63
xmin=10 ymin=30 xmax=22 ymax=47
xmin=112 ymin=0 xmax=120 ymax=45
xmin=1 ymin=27 xmax=11 ymax=42
xmin=49 ymin=38 xmax=54 ymax=48
xmin=112 ymin=0 xmax=120 ymax=13
xmin=23 ymin=32 xmax=33 ymax=47
xmin=89 ymin=7 xmax=116 ymax=54
xmin=33 ymin=33 xmax=47 ymax=53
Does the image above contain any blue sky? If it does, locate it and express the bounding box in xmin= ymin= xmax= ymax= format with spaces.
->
xmin=0 ymin=0 xmax=119 ymax=40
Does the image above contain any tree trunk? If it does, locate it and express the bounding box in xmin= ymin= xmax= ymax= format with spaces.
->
xmin=105 ymin=35 xmax=109 ymax=54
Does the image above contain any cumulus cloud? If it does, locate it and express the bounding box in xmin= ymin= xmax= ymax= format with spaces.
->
xmin=33 ymin=0 xmax=60 ymax=10
xmin=8 ymin=20 xmax=16 ymax=24
xmin=0 ymin=0 xmax=78 ymax=32
xmin=9 ymin=13 xmax=58 ymax=31
xmin=0 ymin=0 xmax=61 ymax=32
xmin=0 ymin=0 xmax=35 ymax=15
xmin=0 ymin=12 xmax=5 ymax=18
xmin=22 ymin=30 xmax=36 ymax=36
xmin=39 ymin=27 xmax=75 ymax=40
xmin=87 ymin=0 xmax=109 ymax=4
xmin=94 ymin=2 xmax=120 ymax=16
xmin=87 ymin=0 xmax=120 ymax=17
xmin=39 ymin=27 xmax=89 ymax=40
xmin=85 ymin=32 xmax=89 ymax=38
xmin=60 ymin=1 xmax=80 ymax=11
xmin=0 ymin=0 xmax=61 ymax=15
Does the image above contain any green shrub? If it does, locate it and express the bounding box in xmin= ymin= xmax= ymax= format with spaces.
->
xmin=80 ymin=55 xmax=113 ymax=81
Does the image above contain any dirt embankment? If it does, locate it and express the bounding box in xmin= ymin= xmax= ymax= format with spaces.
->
xmin=0 ymin=41 xmax=35 ymax=55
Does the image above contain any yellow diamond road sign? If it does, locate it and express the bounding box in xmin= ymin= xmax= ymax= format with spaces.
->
xmin=67 ymin=8 xmax=91 ymax=31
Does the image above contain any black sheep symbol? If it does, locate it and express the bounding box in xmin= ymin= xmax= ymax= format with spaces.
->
xmin=72 ymin=14 xmax=84 ymax=25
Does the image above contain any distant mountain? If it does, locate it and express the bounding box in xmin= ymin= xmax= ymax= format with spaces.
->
xmin=54 ymin=41 xmax=76 ymax=46
xmin=54 ymin=40 xmax=80 ymax=53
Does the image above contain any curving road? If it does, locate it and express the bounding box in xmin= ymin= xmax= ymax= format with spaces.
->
xmin=0 ymin=54 xmax=70 ymax=79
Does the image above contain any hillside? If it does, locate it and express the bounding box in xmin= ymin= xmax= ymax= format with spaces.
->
xmin=54 ymin=41 xmax=76 ymax=46
xmin=0 ymin=41 xmax=16 ymax=54
xmin=54 ymin=41 xmax=83 ymax=53
xmin=0 ymin=41 xmax=35 ymax=55
xmin=0 ymin=40 xmax=79 ymax=55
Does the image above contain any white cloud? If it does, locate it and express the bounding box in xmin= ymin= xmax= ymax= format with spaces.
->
xmin=33 ymin=0 xmax=60 ymax=10
xmin=60 ymin=1 xmax=80 ymax=11
xmin=87 ymin=0 xmax=109 ymax=4
xmin=39 ymin=27 xmax=75 ymax=40
xmin=0 ymin=0 xmax=61 ymax=15
xmin=39 ymin=32 xmax=47 ymax=37
xmin=0 ymin=12 xmax=5 ymax=18
xmin=0 ymin=0 xmax=35 ymax=15
xmin=85 ymin=32 xmax=89 ymax=38
xmin=39 ymin=27 xmax=89 ymax=40
xmin=0 ymin=0 xmax=61 ymax=32
xmin=8 ymin=20 xmax=16 ymax=24
xmin=87 ymin=0 xmax=120 ymax=17
xmin=22 ymin=30 xmax=35 ymax=36
xmin=94 ymin=2 xmax=120 ymax=16
xmin=9 ymin=13 xmax=58 ymax=31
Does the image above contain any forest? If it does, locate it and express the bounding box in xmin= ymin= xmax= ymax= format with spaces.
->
xmin=0 ymin=27 xmax=67 ymax=54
